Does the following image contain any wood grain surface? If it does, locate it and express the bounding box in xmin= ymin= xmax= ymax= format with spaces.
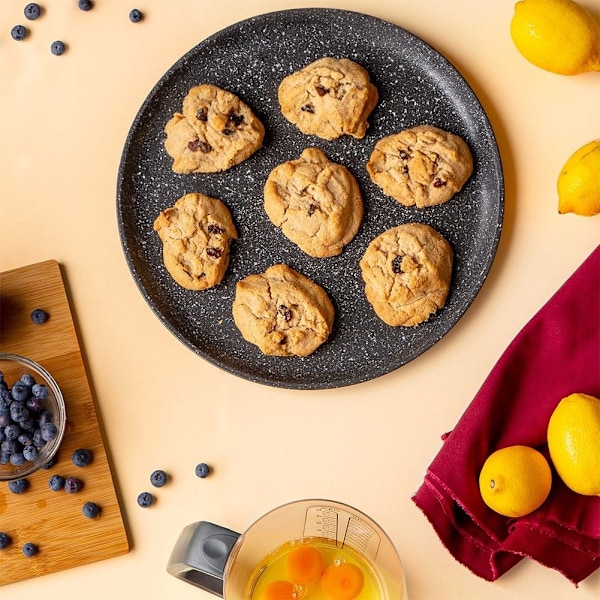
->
xmin=0 ymin=260 xmax=129 ymax=586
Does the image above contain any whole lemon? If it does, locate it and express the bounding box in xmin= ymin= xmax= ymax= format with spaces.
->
xmin=479 ymin=445 xmax=552 ymax=517
xmin=557 ymin=140 xmax=600 ymax=216
xmin=510 ymin=0 xmax=600 ymax=75
xmin=547 ymin=393 xmax=600 ymax=496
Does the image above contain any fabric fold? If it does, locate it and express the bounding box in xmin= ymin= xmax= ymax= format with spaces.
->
xmin=413 ymin=245 xmax=600 ymax=584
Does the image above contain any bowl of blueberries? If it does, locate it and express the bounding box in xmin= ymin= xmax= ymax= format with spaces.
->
xmin=0 ymin=353 xmax=66 ymax=481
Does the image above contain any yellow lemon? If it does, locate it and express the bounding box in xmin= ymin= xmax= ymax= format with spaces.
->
xmin=547 ymin=393 xmax=600 ymax=496
xmin=479 ymin=445 xmax=552 ymax=517
xmin=510 ymin=0 xmax=600 ymax=75
xmin=557 ymin=140 xmax=600 ymax=216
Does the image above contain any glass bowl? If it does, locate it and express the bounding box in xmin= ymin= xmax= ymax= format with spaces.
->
xmin=0 ymin=352 xmax=66 ymax=481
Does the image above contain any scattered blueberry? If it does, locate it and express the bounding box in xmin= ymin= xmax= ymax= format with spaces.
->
xmin=11 ymin=25 xmax=28 ymax=41
xmin=195 ymin=463 xmax=210 ymax=478
xmin=8 ymin=478 xmax=29 ymax=494
xmin=72 ymin=448 xmax=92 ymax=467
xmin=0 ymin=532 xmax=11 ymax=550
xmin=137 ymin=491 xmax=154 ymax=507
xmin=24 ymin=3 xmax=41 ymax=20
xmin=48 ymin=474 xmax=65 ymax=491
xmin=129 ymin=8 xmax=143 ymax=23
xmin=64 ymin=476 xmax=83 ymax=494
xmin=150 ymin=469 xmax=167 ymax=487
xmin=30 ymin=308 xmax=48 ymax=324
xmin=22 ymin=542 xmax=38 ymax=557
xmin=78 ymin=0 xmax=93 ymax=10
xmin=50 ymin=40 xmax=66 ymax=56
xmin=82 ymin=501 xmax=100 ymax=519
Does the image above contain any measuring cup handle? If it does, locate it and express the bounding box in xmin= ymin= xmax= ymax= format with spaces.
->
xmin=166 ymin=521 xmax=241 ymax=597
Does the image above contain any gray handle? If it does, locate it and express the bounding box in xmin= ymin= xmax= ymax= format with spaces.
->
xmin=167 ymin=521 xmax=241 ymax=596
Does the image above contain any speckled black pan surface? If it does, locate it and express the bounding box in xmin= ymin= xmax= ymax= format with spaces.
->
xmin=117 ymin=9 xmax=504 ymax=389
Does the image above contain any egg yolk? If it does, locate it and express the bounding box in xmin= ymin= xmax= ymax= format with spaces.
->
xmin=286 ymin=545 xmax=325 ymax=585
xmin=262 ymin=580 xmax=296 ymax=600
xmin=320 ymin=562 xmax=364 ymax=600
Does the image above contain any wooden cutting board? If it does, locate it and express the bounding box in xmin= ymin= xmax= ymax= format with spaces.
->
xmin=0 ymin=260 xmax=129 ymax=586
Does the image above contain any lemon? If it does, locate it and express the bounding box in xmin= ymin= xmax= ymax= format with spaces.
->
xmin=557 ymin=140 xmax=600 ymax=216
xmin=547 ymin=393 xmax=600 ymax=496
xmin=510 ymin=0 xmax=600 ymax=75
xmin=479 ymin=445 xmax=552 ymax=517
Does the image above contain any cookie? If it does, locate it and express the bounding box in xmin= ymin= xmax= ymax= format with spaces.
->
xmin=359 ymin=223 xmax=453 ymax=326
xmin=232 ymin=264 xmax=335 ymax=357
xmin=366 ymin=125 xmax=473 ymax=208
xmin=264 ymin=148 xmax=363 ymax=258
xmin=278 ymin=57 xmax=379 ymax=140
xmin=164 ymin=84 xmax=265 ymax=173
xmin=153 ymin=192 xmax=238 ymax=290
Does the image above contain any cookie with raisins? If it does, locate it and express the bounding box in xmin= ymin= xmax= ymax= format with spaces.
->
xmin=367 ymin=125 xmax=473 ymax=208
xmin=232 ymin=264 xmax=335 ymax=357
xmin=264 ymin=148 xmax=363 ymax=258
xmin=153 ymin=193 xmax=238 ymax=290
xmin=359 ymin=223 xmax=453 ymax=327
xmin=164 ymin=84 xmax=265 ymax=173
xmin=278 ymin=57 xmax=379 ymax=141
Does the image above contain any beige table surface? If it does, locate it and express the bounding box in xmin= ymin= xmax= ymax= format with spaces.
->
xmin=1 ymin=0 xmax=599 ymax=598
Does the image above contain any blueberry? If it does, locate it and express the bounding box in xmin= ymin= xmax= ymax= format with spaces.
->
xmin=195 ymin=463 xmax=210 ymax=478
xmin=50 ymin=41 xmax=66 ymax=56
xmin=64 ymin=477 xmax=83 ymax=493
xmin=11 ymin=382 xmax=30 ymax=402
xmin=78 ymin=0 xmax=93 ymax=10
xmin=0 ymin=409 xmax=11 ymax=427
xmin=24 ymin=3 xmax=41 ymax=20
xmin=18 ymin=432 xmax=33 ymax=447
xmin=9 ymin=452 xmax=25 ymax=466
xmin=23 ymin=445 xmax=38 ymax=461
xmin=129 ymin=8 xmax=143 ymax=22
xmin=37 ymin=410 xmax=53 ymax=425
xmin=72 ymin=448 xmax=92 ymax=467
xmin=0 ymin=532 xmax=11 ymax=550
xmin=8 ymin=478 xmax=29 ymax=494
xmin=26 ymin=396 xmax=43 ymax=412
xmin=40 ymin=422 xmax=57 ymax=441
xmin=48 ymin=474 xmax=65 ymax=491
xmin=30 ymin=308 xmax=48 ymax=324
xmin=11 ymin=25 xmax=28 ymax=41
xmin=137 ymin=491 xmax=153 ymax=507
xmin=0 ymin=389 xmax=11 ymax=409
xmin=82 ymin=501 xmax=100 ymax=518
xmin=4 ymin=423 xmax=21 ymax=440
xmin=31 ymin=383 xmax=49 ymax=399
xmin=10 ymin=402 xmax=29 ymax=423
xmin=22 ymin=542 xmax=37 ymax=557
xmin=20 ymin=373 xmax=35 ymax=388
xmin=150 ymin=469 xmax=167 ymax=487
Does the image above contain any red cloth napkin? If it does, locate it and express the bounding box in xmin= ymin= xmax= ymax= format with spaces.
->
xmin=413 ymin=245 xmax=600 ymax=585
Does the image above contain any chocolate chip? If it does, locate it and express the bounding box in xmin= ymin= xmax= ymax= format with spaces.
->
xmin=227 ymin=112 xmax=244 ymax=127
xmin=392 ymin=256 xmax=404 ymax=274
xmin=399 ymin=150 xmax=409 ymax=160
xmin=277 ymin=305 xmax=292 ymax=321
xmin=433 ymin=178 xmax=447 ymax=188
xmin=301 ymin=104 xmax=314 ymax=113
xmin=196 ymin=108 xmax=208 ymax=121
xmin=308 ymin=204 xmax=316 ymax=216
xmin=188 ymin=139 xmax=211 ymax=153
xmin=315 ymin=85 xmax=328 ymax=96
xmin=207 ymin=224 xmax=224 ymax=235
xmin=206 ymin=247 xmax=223 ymax=258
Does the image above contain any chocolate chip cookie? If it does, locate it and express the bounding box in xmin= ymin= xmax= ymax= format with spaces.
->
xmin=359 ymin=223 xmax=453 ymax=326
xmin=232 ymin=264 xmax=335 ymax=357
xmin=367 ymin=125 xmax=473 ymax=208
xmin=264 ymin=148 xmax=363 ymax=258
xmin=278 ymin=57 xmax=379 ymax=140
xmin=164 ymin=84 xmax=265 ymax=173
xmin=153 ymin=192 xmax=238 ymax=290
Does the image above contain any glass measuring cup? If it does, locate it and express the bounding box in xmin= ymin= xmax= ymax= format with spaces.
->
xmin=167 ymin=498 xmax=408 ymax=599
